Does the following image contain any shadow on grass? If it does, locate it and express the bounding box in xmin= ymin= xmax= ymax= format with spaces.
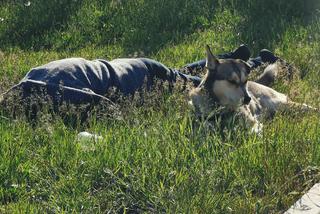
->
xmin=230 ymin=0 xmax=320 ymax=52
xmin=83 ymin=0 xmax=320 ymax=56
xmin=0 ymin=0 xmax=319 ymax=55
xmin=0 ymin=0 xmax=216 ymax=53
xmin=0 ymin=0 xmax=84 ymax=50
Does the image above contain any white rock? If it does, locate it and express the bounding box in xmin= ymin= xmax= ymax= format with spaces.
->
xmin=285 ymin=183 xmax=320 ymax=214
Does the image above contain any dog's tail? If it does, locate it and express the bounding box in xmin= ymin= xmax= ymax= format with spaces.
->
xmin=287 ymin=100 xmax=319 ymax=114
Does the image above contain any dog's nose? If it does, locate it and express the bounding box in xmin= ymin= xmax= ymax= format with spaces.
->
xmin=243 ymin=96 xmax=251 ymax=105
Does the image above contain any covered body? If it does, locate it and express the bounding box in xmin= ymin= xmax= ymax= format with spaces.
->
xmin=3 ymin=57 xmax=201 ymax=104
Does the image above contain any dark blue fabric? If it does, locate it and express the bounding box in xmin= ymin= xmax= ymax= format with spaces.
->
xmin=6 ymin=57 xmax=201 ymax=104
xmin=247 ymin=56 xmax=263 ymax=69
xmin=183 ymin=54 xmax=263 ymax=71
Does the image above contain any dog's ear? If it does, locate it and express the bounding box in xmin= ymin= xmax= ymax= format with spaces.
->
xmin=205 ymin=45 xmax=219 ymax=71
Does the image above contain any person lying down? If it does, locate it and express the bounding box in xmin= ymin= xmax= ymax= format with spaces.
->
xmin=0 ymin=45 xmax=279 ymax=109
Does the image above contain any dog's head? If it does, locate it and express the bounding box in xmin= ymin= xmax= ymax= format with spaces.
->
xmin=190 ymin=45 xmax=252 ymax=110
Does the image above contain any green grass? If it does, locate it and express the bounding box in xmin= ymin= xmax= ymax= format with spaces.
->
xmin=1 ymin=0 xmax=320 ymax=213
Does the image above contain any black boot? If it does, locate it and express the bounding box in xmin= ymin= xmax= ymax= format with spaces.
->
xmin=218 ymin=44 xmax=251 ymax=61
xmin=182 ymin=45 xmax=251 ymax=73
xmin=259 ymin=49 xmax=278 ymax=63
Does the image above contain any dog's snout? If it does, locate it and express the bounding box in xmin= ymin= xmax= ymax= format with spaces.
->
xmin=244 ymin=96 xmax=251 ymax=105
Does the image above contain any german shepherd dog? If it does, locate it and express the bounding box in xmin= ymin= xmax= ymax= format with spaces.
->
xmin=189 ymin=45 xmax=317 ymax=133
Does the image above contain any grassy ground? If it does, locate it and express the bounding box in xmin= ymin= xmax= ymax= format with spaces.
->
xmin=1 ymin=0 xmax=320 ymax=213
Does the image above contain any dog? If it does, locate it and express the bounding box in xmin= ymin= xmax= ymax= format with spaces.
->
xmin=189 ymin=45 xmax=317 ymax=133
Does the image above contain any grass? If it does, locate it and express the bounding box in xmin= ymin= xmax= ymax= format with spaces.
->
xmin=1 ymin=0 xmax=320 ymax=213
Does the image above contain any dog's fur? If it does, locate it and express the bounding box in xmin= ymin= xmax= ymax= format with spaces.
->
xmin=189 ymin=45 xmax=317 ymax=133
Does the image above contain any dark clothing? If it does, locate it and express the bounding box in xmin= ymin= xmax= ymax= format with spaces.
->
xmin=183 ymin=55 xmax=263 ymax=71
xmin=6 ymin=57 xmax=201 ymax=104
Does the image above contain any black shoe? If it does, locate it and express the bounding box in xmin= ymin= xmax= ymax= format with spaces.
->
xmin=231 ymin=44 xmax=251 ymax=61
xmin=259 ymin=49 xmax=278 ymax=63
xmin=219 ymin=44 xmax=251 ymax=61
